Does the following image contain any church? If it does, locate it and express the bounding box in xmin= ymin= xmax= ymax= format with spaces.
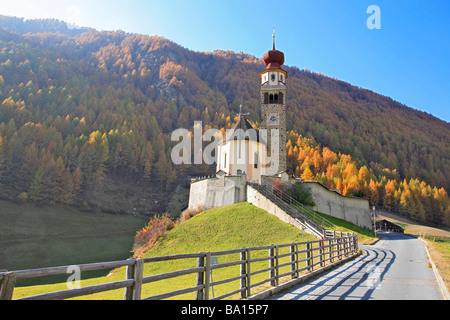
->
xmin=188 ymin=35 xmax=291 ymax=210
xmin=188 ymin=36 xmax=372 ymax=231
xmin=215 ymin=33 xmax=288 ymax=183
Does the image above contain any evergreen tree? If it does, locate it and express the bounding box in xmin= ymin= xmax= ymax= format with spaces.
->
xmin=28 ymin=165 xmax=45 ymax=203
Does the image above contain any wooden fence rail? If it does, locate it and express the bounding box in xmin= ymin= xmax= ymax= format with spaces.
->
xmin=0 ymin=232 xmax=358 ymax=300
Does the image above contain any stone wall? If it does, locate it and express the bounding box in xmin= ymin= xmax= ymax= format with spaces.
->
xmin=302 ymin=181 xmax=372 ymax=229
xmin=246 ymin=184 xmax=309 ymax=234
xmin=188 ymin=171 xmax=247 ymax=210
xmin=188 ymin=173 xmax=373 ymax=231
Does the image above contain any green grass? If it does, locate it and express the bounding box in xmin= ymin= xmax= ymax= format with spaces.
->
xmin=12 ymin=202 xmax=317 ymax=299
xmin=0 ymin=200 xmax=147 ymax=286
xmin=12 ymin=202 xmax=376 ymax=300
xmin=312 ymin=211 xmax=377 ymax=244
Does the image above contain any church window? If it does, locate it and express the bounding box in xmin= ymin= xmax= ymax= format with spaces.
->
xmin=223 ymin=152 xmax=227 ymax=168
xmin=271 ymin=74 xmax=276 ymax=81
xmin=239 ymin=140 xmax=241 ymax=158
xmin=270 ymin=93 xmax=279 ymax=104
xmin=254 ymin=152 xmax=259 ymax=169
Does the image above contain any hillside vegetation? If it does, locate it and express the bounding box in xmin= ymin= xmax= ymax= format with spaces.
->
xmin=12 ymin=203 xmax=314 ymax=299
xmin=0 ymin=16 xmax=448 ymax=227
xmin=13 ymin=202 xmax=375 ymax=300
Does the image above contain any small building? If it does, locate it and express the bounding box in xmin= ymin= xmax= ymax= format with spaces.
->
xmin=376 ymin=219 xmax=404 ymax=233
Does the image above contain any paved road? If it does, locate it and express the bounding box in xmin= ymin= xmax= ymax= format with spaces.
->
xmin=272 ymin=232 xmax=444 ymax=300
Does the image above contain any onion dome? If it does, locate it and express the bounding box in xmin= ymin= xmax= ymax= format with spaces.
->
xmin=263 ymin=32 xmax=285 ymax=69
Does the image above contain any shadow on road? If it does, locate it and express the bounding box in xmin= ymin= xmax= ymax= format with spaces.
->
xmin=275 ymin=247 xmax=396 ymax=300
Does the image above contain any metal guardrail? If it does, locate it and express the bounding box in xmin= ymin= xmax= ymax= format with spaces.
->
xmin=0 ymin=234 xmax=358 ymax=300
xmin=259 ymin=180 xmax=336 ymax=231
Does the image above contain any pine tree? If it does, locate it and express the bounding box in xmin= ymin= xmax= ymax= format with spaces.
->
xmin=383 ymin=180 xmax=396 ymax=211
xmin=72 ymin=167 xmax=82 ymax=197
xmin=54 ymin=156 xmax=71 ymax=203
xmin=368 ymin=179 xmax=379 ymax=206
xmin=301 ymin=166 xmax=315 ymax=181
xmin=17 ymin=142 xmax=39 ymax=191
xmin=141 ymin=142 xmax=154 ymax=183
xmin=28 ymin=165 xmax=45 ymax=202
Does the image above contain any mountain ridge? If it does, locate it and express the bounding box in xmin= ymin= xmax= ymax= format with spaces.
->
xmin=0 ymin=15 xmax=448 ymax=226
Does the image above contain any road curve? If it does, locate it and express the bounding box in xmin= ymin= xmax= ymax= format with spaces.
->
xmin=272 ymin=232 xmax=444 ymax=300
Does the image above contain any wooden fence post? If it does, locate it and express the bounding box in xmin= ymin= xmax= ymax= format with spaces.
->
xmin=246 ymin=248 xmax=251 ymax=298
xmin=195 ymin=253 xmax=206 ymax=300
xmin=204 ymin=252 xmax=211 ymax=300
xmin=124 ymin=258 xmax=144 ymax=300
xmin=275 ymin=245 xmax=279 ymax=286
xmin=346 ymin=236 xmax=349 ymax=255
xmin=240 ymin=249 xmax=247 ymax=299
xmin=269 ymin=246 xmax=276 ymax=286
xmin=319 ymin=240 xmax=324 ymax=268
xmin=290 ymin=244 xmax=298 ymax=278
xmin=328 ymin=239 xmax=333 ymax=263
xmin=0 ymin=272 xmax=16 ymax=300
xmin=306 ymin=242 xmax=312 ymax=271
xmin=124 ymin=258 xmax=136 ymax=300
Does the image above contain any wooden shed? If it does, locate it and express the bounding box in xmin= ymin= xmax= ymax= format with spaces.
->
xmin=376 ymin=219 xmax=404 ymax=233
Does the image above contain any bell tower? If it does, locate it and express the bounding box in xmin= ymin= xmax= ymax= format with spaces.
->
xmin=260 ymin=32 xmax=287 ymax=174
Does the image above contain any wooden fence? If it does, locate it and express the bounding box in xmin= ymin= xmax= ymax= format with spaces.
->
xmin=0 ymin=232 xmax=357 ymax=300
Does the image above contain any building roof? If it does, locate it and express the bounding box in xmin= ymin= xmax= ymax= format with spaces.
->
xmin=232 ymin=114 xmax=255 ymax=131
xmin=222 ymin=114 xmax=264 ymax=143
xmin=263 ymin=49 xmax=285 ymax=70
xmin=263 ymin=34 xmax=285 ymax=70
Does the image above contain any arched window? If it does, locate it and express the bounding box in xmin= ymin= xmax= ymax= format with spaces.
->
xmin=254 ymin=152 xmax=259 ymax=169
xmin=269 ymin=93 xmax=279 ymax=104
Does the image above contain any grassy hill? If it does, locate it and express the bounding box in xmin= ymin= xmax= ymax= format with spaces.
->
xmin=12 ymin=202 xmax=375 ymax=300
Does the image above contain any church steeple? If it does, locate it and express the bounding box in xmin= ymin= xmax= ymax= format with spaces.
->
xmin=260 ymin=32 xmax=287 ymax=174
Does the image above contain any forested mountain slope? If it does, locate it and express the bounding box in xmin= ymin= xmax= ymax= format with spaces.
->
xmin=0 ymin=16 xmax=448 ymax=226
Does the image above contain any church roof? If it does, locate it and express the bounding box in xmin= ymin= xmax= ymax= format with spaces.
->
xmin=263 ymin=49 xmax=285 ymax=70
xmin=263 ymin=32 xmax=285 ymax=70
xmin=222 ymin=115 xmax=265 ymax=144
xmin=231 ymin=115 xmax=255 ymax=132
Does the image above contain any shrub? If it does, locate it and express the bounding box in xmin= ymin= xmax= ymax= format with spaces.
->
xmin=286 ymin=182 xmax=316 ymax=206
xmin=179 ymin=205 xmax=203 ymax=224
xmin=271 ymin=180 xmax=315 ymax=207
xmin=132 ymin=214 xmax=175 ymax=257
xmin=132 ymin=206 xmax=204 ymax=257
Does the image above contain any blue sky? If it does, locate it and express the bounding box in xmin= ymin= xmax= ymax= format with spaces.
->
xmin=1 ymin=0 xmax=449 ymax=122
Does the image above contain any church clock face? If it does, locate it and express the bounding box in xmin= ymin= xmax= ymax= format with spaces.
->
xmin=268 ymin=113 xmax=280 ymax=126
